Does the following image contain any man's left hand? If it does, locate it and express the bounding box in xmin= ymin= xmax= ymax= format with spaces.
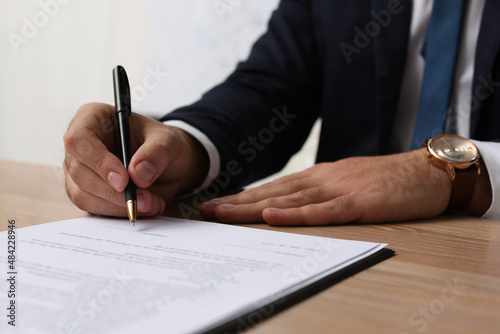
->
xmin=199 ymin=149 xmax=453 ymax=225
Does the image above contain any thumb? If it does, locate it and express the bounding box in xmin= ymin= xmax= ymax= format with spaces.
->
xmin=128 ymin=135 xmax=177 ymax=188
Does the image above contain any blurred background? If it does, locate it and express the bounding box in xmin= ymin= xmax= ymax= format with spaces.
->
xmin=0 ymin=0 xmax=319 ymax=186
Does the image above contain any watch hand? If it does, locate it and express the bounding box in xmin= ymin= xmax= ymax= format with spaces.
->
xmin=443 ymin=138 xmax=455 ymax=152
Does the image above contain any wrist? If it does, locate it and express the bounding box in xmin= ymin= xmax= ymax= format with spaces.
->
xmin=420 ymin=134 xmax=492 ymax=216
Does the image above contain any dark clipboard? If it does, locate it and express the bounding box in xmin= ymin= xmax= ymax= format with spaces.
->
xmin=204 ymin=248 xmax=395 ymax=334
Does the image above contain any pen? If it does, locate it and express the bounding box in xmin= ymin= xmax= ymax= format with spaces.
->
xmin=112 ymin=65 xmax=137 ymax=225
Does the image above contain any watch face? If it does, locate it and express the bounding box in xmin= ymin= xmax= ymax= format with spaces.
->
xmin=428 ymin=134 xmax=479 ymax=164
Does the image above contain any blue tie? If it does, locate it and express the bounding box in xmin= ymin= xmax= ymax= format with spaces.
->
xmin=411 ymin=0 xmax=466 ymax=149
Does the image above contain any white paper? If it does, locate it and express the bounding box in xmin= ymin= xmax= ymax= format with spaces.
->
xmin=0 ymin=217 xmax=387 ymax=334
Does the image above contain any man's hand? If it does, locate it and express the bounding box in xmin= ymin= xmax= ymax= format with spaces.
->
xmin=200 ymin=149 xmax=457 ymax=225
xmin=63 ymin=103 xmax=208 ymax=218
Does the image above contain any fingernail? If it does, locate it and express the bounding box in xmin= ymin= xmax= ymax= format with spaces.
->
xmin=200 ymin=200 xmax=220 ymax=210
xmin=107 ymin=171 xmax=121 ymax=190
xmin=137 ymin=193 xmax=145 ymax=211
xmin=220 ymin=204 xmax=237 ymax=210
xmin=137 ymin=160 xmax=156 ymax=182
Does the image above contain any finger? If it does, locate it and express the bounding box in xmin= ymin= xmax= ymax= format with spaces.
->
xmin=211 ymin=203 xmax=264 ymax=223
xmin=65 ymin=171 xmax=165 ymax=217
xmin=64 ymin=153 xmax=125 ymax=207
xmin=64 ymin=105 xmax=128 ymax=192
xmin=128 ymin=131 xmax=182 ymax=189
xmin=199 ymin=172 xmax=315 ymax=218
xmin=199 ymin=172 xmax=316 ymax=219
xmin=136 ymin=188 xmax=166 ymax=216
xmin=68 ymin=103 xmax=118 ymax=147
xmin=207 ymin=186 xmax=334 ymax=223
xmin=261 ymin=194 xmax=362 ymax=226
xmin=64 ymin=128 xmax=127 ymax=191
xmin=218 ymin=171 xmax=316 ymax=205
xmin=65 ymin=168 xmax=128 ymax=217
xmin=64 ymin=159 xmax=165 ymax=216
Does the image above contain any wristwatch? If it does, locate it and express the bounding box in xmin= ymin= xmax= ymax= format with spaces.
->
xmin=424 ymin=134 xmax=481 ymax=210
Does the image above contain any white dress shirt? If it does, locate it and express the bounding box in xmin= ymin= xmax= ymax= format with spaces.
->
xmin=165 ymin=0 xmax=500 ymax=219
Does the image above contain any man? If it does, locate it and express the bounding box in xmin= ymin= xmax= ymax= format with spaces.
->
xmin=63 ymin=0 xmax=500 ymax=225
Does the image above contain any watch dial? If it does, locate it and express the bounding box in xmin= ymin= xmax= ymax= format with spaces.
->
xmin=430 ymin=135 xmax=478 ymax=163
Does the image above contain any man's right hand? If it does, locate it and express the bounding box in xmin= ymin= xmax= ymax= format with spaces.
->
xmin=63 ymin=103 xmax=209 ymax=218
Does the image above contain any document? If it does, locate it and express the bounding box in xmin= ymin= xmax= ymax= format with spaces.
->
xmin=0 ymin=217 xmax=391 ymax=334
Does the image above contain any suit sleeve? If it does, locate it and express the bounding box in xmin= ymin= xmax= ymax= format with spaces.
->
xmin=160 ymin=0 xmax=322 ymax=189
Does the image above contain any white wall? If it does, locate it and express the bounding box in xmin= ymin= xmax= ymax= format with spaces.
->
xmin=0 ymin=0 xmax=318 ymax=183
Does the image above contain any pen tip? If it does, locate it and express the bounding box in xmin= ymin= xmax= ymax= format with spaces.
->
xmin=127 ymin=200 xmax=137 ymax=226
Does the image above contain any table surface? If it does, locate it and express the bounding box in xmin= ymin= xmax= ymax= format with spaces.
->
xmin=1 ymin=159 xmax=499 ymax=334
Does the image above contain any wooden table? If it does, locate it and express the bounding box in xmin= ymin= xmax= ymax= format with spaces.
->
xmin=1 ymin=159 xmax=499 ymax=334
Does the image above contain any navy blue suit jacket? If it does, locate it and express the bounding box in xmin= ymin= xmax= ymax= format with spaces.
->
xmin=161 ymin=0 xmax=500 ymax=188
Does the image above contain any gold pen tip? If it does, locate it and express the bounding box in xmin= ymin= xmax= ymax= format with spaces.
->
xmin=126 ymin=200 xmax=137 ymax=225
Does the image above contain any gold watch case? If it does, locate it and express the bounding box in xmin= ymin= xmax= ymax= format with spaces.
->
xmin=426 ymin=134 xmax=481 ymax=181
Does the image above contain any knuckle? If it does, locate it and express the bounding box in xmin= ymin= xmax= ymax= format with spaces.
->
xmin=282 ymin=178 xmax=304 ymax=192
xmin=77 ymin=102 xmax=107 ymax=115
xmin=92 ymin=153 xmax=108 ymax=175
xmin=100 ymin=116 xmax=116 ymax=135
xmin=332 ymin=194 xmax=356 ymax=210
xmin=66 ymin=157 xmax=81 ymax=182
xmin=63 ymin=129 xmax=77 ymax=150
xmin=64 ymin=129 xmax=94 ymax=157
xmin=301 ymin=186 xmax=322 ymax=198
xmin=277 ymin=174 xmax=295 ymax=184
xmin=85 ymin=176 xmax=98 ymax=195
xmin=76 ymin=103 xmax=90 ymax=114
xmin=286 ymin=194 xmax=304 ymax=205
xmin=75 ymin=131 xmax=95 ymax=157
xmin=92 ymin=128 xmax=103 ymax=141
xmin=148 ymin=138 xmax=170 ymax=158
xmin=264 ymin=197 xmax=279 ymax=207
xmin=104 ymin=184 xmax=117 ymax=203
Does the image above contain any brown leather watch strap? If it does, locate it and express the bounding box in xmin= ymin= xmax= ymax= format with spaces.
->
xmin=448 ymin=165 xmax=479 ymax=210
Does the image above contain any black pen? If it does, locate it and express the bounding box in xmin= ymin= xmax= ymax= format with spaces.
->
xmin=112 ymin=65 xmax=137 ymax=225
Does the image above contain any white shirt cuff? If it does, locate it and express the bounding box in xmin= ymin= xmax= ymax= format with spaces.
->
xmin=471 ymin=140 xmax=500 ymax=220
xmin=163 ymin=120 xmax=221 ymax=197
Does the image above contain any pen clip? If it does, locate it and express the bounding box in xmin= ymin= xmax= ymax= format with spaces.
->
xmin=112 ymin=65 xmax=131 ymax=117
